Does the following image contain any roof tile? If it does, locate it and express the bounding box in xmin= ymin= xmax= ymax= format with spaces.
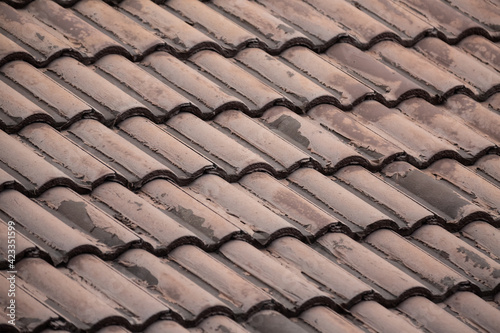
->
xmin=444 ymin=292 xmax=500 ymax=332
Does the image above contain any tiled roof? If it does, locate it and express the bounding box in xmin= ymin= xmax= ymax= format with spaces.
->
xmin=1 ymin=0 xmax=500 ymax=332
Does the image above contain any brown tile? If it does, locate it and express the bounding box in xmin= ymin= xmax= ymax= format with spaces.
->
xmin=188 ymin=175 xmax=298 ymax=243
xmin=476 ymin=155 xmax=500 ymax=183
xmin=288 ymin=169 xmax=392 ymax=232
xmin=211 ymin=0 xmax=309 ymax=51
xmin=366 ymin=229 xmax=468 ymax=293
xmin=2 ymin=61 xmax=93 ymax=124
xmin=119 ymin=0 xmax=213 ymax=55
xmin=170 ymin=245 xmax=272 ymax=313
xmin=412 ymin=225 xmax=500 ymax=290
xmin=214 ymin=111 xmax=310 ymax=171
xmin=459 ymin=35 xmax=500 ymax=72
xmin=198 ymin=316 xmax=250 ymax=333
xmin=26 ymin=0 xmax=123 ymax=59
xmin=220 ymin=240 xmax=329 ymax=310
xmin=414 ymin=38 xmax=500 ymax=97
xmin=0 ymin=218 xmax=36 ymax=266
xmin=189 ymin=51 xmax=285 ymax=112
xmin=462 ymin=221 xmax=500 ymax=260
xmin=300 ymin=306 xmax=365 ymax=333
xmin=262 ymin=107 xmax=366 ymax=171
xmin=336 ymin=166 xmax=433 ymax=229
xmin=96 ymin=327 xmax=131 ymax=333
xmin=118 ymin=249 xmax=226 ymax=321
xmin=280 ymin=47 xmax=373 ymax=106
xmin=118 ymin=117 xmax=213 ymax=179
xmin=68 ymin=254 xmax=169 ymax=325
xmin=351 ymin=301 xmax=422 ymax=333
xmin=17 ymin=258 xmax=122 ymax=330
xmin=73 ymin=0 xmax=164 ymax=58
xmin=398 ymin=296 xmax=476 ymax=333
xmin=0 ymin=33 xmax=29 ymax=66
xmin=143 ymin=52 xmax=243 ymax=115
xmin=19 ymin=123 xmax=115 ymax=188
xmin=144 ymin=321 xmax=190 ymax=333
xmin=166 ymin=0 xmax=257 ymax=52
xmin=445 ymin=292 xmax=500 ymax=332
xmin=235 ymin=48 xmax=333 ymax=109
xmin=245 ymin=310 xmax=308 ymax=333
xmin=268 ymin=237 xmax=372 ymax=305
xmin=383 ymin=162 xmax=483 ymax=223
xmin=91 ymin=182 xmax=198 ymax=251
xmin=0 ymin=2 xmax=70 ymax=64
xmin=319 ymin=233 xmax=427 ymax=300
xmin=0 ymin=271 xmax=59 ymax=332
xmin=142 ymin=179 xmax=241 ymax=245
xmin=48 ymin=57 xmax=147 ymax=122
xmin=324 ymin=43 xmax=423 ymax=103
xmin=446 ymin=0 xmax=500 ymax=33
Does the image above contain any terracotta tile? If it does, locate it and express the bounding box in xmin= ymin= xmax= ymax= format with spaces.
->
xmin=118 ymin=117 xmax=213 ymax=179
xmin=0 ymin=2 xmax=70 ymax=64
xmin=118 ymin=249 xmax=226 ymax=321
xmin=476 ymin=155 xmax=500 ymax=183
xmin=26 ymin=0 xmax=123 ymax=59
xmin=445 ymin=95 xmax=500 ymax=145
xmin=68 ymin=254 xmax=169 ymax=325
xmin=142 ymin=179 xmax=241 ymax=245
xmin=300 ymin=0 xmax=394 ymax=45
xmin=73 ymin=0 xmax=164 ymax=58
xmin=144 ymin=321 xmax=190 ymax=333
xmin=445 ymin=292 xmax=500 ymax=333
xmin=2 ymin=61 xmax=92 ymax=123
xmin=220 ymin=240 xmax=329 ymax=309
xmin=324 ymin=43 xmax=423 ymax=103
xmin=459 ymin=36 xmax=500 ymax=72
xmin=268 ymin=237 xmax=372 ymax=304
xmin=0 ymin=271 xmax=59 ymax=332
xmin=412 ymin=225 xmax=500 ymax=290
xmin=96 ymin=327 xmax=131 ymax=333
xmin=0 ymin=131 xmax=70 ymax=194
xmin=211 ymin=0 xmax=309 ymax=51
xmin=426 ymin=159 xmax=500 ymax=214
xmin=398 ymin=296 xmax=476 ymax=333
xmin=319 ymin=233 xmax=428 ymax=299
xmin=95 ymin=55 xmax=191 ymax=118
xmin=0 ymin=33 xmax=29 ymax=66
xmin=48 ymin=57 xmax=146 ymax=121
xmin=119 ymin=0 xmax=213 ymax=54
xmin=369 ymin=41 xmax=466 ymax=98
xmin=20 ymin=123 xmax=115 ymax=188
xmin=337 ymin=166 xmax=433 ymax=229
xmin=170 ymin=245 xmax=272 ymax=313
xmin=17 ymin=258 xmax=122 ymax=330
xmin=189 ymin=51 xmax=285 ymax=112
xmin=166 ymin=0 xmax=257 ymax=52
xmin=239 ymin=172 xmax=338 ymax=236
xmin=366 ymin=229 xmax=467 ymax=293
xmin=288 ymin=169 xmax=392 ymax=232
xmin=167 ymin=113 xmax=268 ymax=179
xmin=308 ymin=104 xmax=402 ymax=164
xmin=280 ymin=47 xmax=372 ymax=106
xmin=143 ymin=52 xmax=242 ymax=115
xmin=37 ymin=187 xmax=139 ymax=249
xmin=300 ymin=306 xmax=365 ymax=333
xmin=0 ymin=218 xmax=36 ymax=266
xmin=188 ymin=175 xmax=298 ymax=243
xmin=351 ymin=301 xmax=422 ymax=333
xmin=446 ymin=0 xmax=500 ymax=33
xmin=462 ymin=221 xmax=500 ymax=260
xmin=245 ymin=310 xmax=308 ymax=333
xmin=383 ymin=162 xmax=482 ymax=223
xmin=198 ymin=316 xmax=250 ymax=333
xmin=214 ymin=111 xmax=310 ymax=171
xmin=397 ymin=99 xmax=495 ymax=160
xmin=262 ymin=107 xmax=366 ymax=171
xmin=235 ymin=48 xmax=333 ymax=109
xmin=91 ymin=182 xmax=198 ymax=251
xmin=414 ymin=38 xmax=500 ymax=97
xmin=67 ymin=119 xmax=171 ymax=186
xmin=0 ymin=190 xmax=111 ymax=264
xmin=255 ymin=0 xmax=345 ymax=45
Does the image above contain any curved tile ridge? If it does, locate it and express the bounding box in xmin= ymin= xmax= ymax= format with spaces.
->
xmin=0 ymin=0 xmax=500 ymax=68
xmin=2 ymin=155 xmax=500 ymax=268
xmin=2 ymin=228 xmax=500 ymax=332
xmin=2 ymin=37 xmax=500 ymax=134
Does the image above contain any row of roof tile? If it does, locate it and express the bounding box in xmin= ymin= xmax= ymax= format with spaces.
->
xmin=2 ymin=37 xmax=500 ymax=133
xmin=1 ymin=0 xmax=500 ymax=66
